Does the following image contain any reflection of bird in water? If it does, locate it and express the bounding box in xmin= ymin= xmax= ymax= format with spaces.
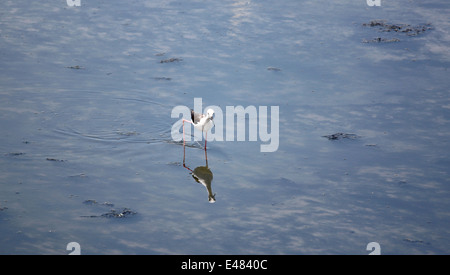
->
xmin=183 ymin=149 xmax=215 ymax=203
xmin=190 ymin=166 xmax=215 ymax=203
xmin=183 ymin=109 xmax=215 ymax=164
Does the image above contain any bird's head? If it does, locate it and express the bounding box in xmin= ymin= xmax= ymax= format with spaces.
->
xmin=206 ymin=109 xmax=215 ymax=120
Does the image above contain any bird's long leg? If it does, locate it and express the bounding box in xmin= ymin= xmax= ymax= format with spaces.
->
xmin=205 ymin=145 xmax=208 ymax=167
xmin=182 ymin=119 xmax=192 ymax=164
xmin=183 ymin=119 xmax=186 ymax=164
xmin=182 ymin=119 xmax=193 ymax=145
xmin=205 ymin=131 xmax=208 ymax=164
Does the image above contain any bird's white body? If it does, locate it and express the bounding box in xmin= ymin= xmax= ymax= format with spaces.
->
xmin=182 ymin=108 xmax=215 ymax=164
xmin=192 ymin=109 xmax=214 ymax=133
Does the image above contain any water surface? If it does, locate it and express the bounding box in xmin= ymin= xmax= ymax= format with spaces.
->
xmin=1 ymin=0 xmax=449 ymax=254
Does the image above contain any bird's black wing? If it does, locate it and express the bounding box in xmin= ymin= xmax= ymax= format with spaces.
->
xmin=190 ymin=109 xmax=202 ymax=124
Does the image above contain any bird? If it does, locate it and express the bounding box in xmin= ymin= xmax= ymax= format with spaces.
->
xmin=183 ymin=109 xmax=215 ymax=150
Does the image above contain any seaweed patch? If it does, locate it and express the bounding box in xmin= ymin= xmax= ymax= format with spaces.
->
xmin=81 ymin=200 xmax=136 ymax=218
xmin=362 ymin=20 xmax=432 ymax=43
xmin=322 ymin=133 xmax=360 ymax=140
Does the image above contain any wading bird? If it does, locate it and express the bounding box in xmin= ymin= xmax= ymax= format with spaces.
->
xmin=183 ymin=109 xmax=215 ymax=163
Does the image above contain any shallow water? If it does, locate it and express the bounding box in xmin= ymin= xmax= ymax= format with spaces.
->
xmin=1 ymin=0 xmax=450 ymax=254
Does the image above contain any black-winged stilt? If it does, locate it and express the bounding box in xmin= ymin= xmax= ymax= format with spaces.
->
xmin=182 ymin=109 xmax=215 ymax=163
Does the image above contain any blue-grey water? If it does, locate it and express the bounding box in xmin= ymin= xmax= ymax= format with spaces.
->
xmin=1 ymin=0 xmax=449 ymax=254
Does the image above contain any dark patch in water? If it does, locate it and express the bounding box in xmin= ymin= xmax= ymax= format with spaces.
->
xmin=362 ymin=37 xmax=401 ymax=43
xmin=100 ymin=208 xmax=137 ymax=218
xmin=403 ymin=238 xmax=430 ymax=245
xmin=81 ymin=208 xmax=137 ymax=218
xmin=46 ymin=157 xmax=65 ymax=162
xmin=115 ymin=130 xmax=139 ymax=137
xmin=363 ymin=20 xmax=432 ymax=36
xmin=153 ymin=77 xmax=172 ymax=81
xmin=81 ymin=200 xmax=136 ymax=218
xmin=159 ymin=57 xmax=182 ymax=63
xmin=66 ymin=65 xmax=84 ymax=69
xmin=267 ymin=67 xmax=281 ymax=71
xmin=83 ymin=199 xmax=114 ymax=207
xmin=362 ymin=20 xmax=432 ymax=43
xmin=322 ymin=133 xmax=360 ymax=140
xmin=167 ymin=161 xmax=182 ymax=166
xmin=5 ymin=152 xmax=25 ymax=156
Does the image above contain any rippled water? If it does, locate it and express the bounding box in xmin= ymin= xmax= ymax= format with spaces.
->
xmin=1 ymin=0 xmax=450 ymax=254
